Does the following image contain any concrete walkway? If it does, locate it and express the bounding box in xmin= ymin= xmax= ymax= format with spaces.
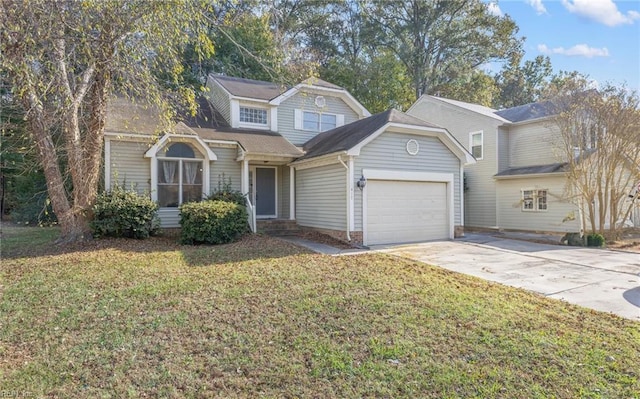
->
xmin=376 ymin=234 xmax=640 ymax=321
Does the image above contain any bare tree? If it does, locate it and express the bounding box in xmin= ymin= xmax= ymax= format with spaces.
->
xmin=548 ymin=79 xmax=640 ymax=238
xmin=0 ymin=0 xmax=213 ymax=243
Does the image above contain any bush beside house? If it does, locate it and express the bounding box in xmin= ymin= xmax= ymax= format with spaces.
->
xmin=179 ymin=200 xmax=248 ymax=245
xmin=91 ymin=187 xmax=160 ymax=239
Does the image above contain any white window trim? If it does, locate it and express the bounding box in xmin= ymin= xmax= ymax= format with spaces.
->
xmin=145 ymin=135 xmax=215 ymax=204
xmin=238 ymin=105 xmax=269 ymax=129
xmin=294 ymin=109 xmax=344 ymax=132
xmin=521 ymin=188 xmax=548 ymax=212
xmin=157 ymin=156 xmax=204 ymax=207
xmin=470 ymin=130 xmax=483 ymax=161
xmin=231 ymin=100 xmax=271 ymax=130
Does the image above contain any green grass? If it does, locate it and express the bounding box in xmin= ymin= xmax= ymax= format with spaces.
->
xmin=1 ymin=226 xmax=639 ymax=398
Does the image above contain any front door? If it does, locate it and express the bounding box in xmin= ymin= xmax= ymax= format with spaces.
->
xmin=254 ymin=167 xmax=277 ymax=218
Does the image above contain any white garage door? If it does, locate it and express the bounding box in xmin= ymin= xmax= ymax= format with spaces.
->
xmin=366 ymin=180 xmax=449 ymax=245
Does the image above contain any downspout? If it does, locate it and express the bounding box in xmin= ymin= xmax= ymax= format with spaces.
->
xmin=338 ymin=155 xmax=351 ymax=241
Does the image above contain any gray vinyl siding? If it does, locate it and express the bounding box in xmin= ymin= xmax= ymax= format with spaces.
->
xmin=508 ymin=122 xmax=563 ymax=168
xmin=278 ymin=92 xmax=360 ymax=145
xmin=353 ymin=132 xmax=462 ymax=231
xmin=108 ymin=138 xmax=152 ymax=194
xmin=496 ymin=175 xmax=581 ymax=233
xmin=209 ymin=146 xmax=241 ymax=194
xmin=279 ymin=166 xmax=291 ymax=219
xmin=296 ymin=163 xmax=346 ymax=230
xmin=158 ymin=208 xmax=180 ymax=228
xmin=407 ymin=98 xmax=502 ymax=228
xmin=206 ymin=79 xmax=231 ymax=124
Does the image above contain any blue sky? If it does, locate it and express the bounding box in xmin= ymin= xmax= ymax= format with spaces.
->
xmin=488 ymin=0 xmax=640 ymax=91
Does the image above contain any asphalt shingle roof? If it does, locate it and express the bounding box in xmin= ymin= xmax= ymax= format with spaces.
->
xmin=182 ymin=96 xmax=303 ymax=157
xmin=494 ymin=162 xmax=568 ymax=177
xmin=495 ymin=100 xmax=557 ymax=123
xmin=212 ymin=75 xmax=287 ymax=101
xmin=301 ymin=109 xmax=443 ymax=160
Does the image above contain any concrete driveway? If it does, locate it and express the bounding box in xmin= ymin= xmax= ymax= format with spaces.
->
xmin=376 ymin=233 xmax=640 ymax=321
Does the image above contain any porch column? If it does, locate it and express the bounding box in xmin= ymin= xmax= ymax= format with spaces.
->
xmin=289 ymin=166 xmax=295 ymax=220
xmin=241 ymin=159 xmax=249 ymax=195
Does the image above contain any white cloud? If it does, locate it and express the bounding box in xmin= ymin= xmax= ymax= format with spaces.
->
xmin=561 ymin=0 xmax=640 ymax=26
xmin=526 ymin=0 xmax=547 ymax=15
xmin=537 ymin=43 xmax=610 ymax=58
xmin=487 ymin=2 xmax=502 ymax=17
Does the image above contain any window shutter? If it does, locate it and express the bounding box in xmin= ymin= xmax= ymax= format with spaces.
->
xmin=336 ymin=114 xmax=345 ymax=127
xmin=294 ymin=109 xmax=303 ymax=130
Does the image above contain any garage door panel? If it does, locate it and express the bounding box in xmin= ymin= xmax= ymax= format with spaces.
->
xmin=366 ymin=180 xmax=449 ymax=245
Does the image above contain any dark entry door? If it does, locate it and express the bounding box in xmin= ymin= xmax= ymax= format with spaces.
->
xmin=255 ymin=167 xmax=276 ymax=217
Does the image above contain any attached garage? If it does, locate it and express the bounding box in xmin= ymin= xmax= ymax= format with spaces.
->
xmin=366 ymin=180 xmax=449 ymax=245
xmin=291 ymin=109 xmax=474 ymax=246
xmin=363 ymin=170 xmax=455 ymax=246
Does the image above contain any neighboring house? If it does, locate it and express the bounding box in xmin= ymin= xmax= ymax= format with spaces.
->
xmin=104 ymin=75 xmax=475 ymax=246
xmin=407 ymin=95 xmax=640 ymax=233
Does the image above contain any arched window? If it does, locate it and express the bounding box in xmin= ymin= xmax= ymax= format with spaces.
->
xmin=157 ymin=143 xmax=203 ymax=207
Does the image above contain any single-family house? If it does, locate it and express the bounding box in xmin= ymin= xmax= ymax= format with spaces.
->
xmin=104 ymin=75 xmax=475 ymax=246
xmin=407 ymin=95 xmax=640 ymax=233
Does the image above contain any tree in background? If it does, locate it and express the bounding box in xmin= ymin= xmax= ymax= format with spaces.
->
xmin=366 ymin=0 xmax=521 ymax=101
xmin=494 ymin=54 xmax=553 ymax=109
xmin=0 ymin=0 xmax=213 ymax=243
xmin=547 ymin=76 xmax=640 ymax=238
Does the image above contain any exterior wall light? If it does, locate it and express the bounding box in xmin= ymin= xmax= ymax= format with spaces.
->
xmin=357 ymin=175 xmax=367 ymax=190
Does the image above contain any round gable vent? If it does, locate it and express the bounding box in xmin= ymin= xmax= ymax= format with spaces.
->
xmin=406 ymin=139 xmax=419 ymax=156
xmin=315 ymin=95 xmax=326 ymax=108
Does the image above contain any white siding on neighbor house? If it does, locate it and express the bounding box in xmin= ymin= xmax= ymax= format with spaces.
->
xmin=407 ymin=99 xmax=501 ymax=228
xmin=278 ymin=166 xmax=290 ymax=219
xmin=209 ymin=146 xmax=241 ymax=194
xmin=508 ymin=122 xmax=563 ymax=168
xmin=206 ymin=79 xmax=231 ymax=124
xmin=296 ymin=163 xmax=346 ymax=231
xmin=496 ymin=175 xmax=581 ymax=233
xmin=108 ymin=138 xmax=152 ymax=194
xmin=497 ymin=127 xmax=510 ymax=173
xmin=353 ymin=132 xmax=461 ymax=231
xmin=278 ymin=92 xmax=360 ymax=145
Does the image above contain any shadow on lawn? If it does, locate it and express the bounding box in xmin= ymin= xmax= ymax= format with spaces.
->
xmin=179 ymin=234 xmax=314 ymax=267
xmin=2 ymin=226 xmax=312 ymax=266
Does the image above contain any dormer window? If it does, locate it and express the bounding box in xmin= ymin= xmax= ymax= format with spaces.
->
xmin=240 ymin=106 xmax=268 ymax=125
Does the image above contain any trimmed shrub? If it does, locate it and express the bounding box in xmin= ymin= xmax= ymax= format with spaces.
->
xmin=179 ymin=200 xmax=248 ymax=245
xmin=91 ymin=187 xmax=160 ymax=239
xmin=207 ymin=174 xmax=246 ymax=206
xmin=586 ymin=233 xmax=605 ymax=247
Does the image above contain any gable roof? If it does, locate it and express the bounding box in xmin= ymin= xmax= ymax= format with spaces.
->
xmin=211 ymin=75 xmax=286 ymax=101
xmin=412 ymin=95 xmax=510 ymax=123
xmin=411 ymin=95 xmax=561 ymax=124
xmin=297 ymin=109 xmax=474 ymax=165
xmin=495 ymin=100 xmax=556 ymax=123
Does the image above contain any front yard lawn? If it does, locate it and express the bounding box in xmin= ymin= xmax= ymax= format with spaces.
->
xmin=1 ymin=226 xmax=639 ymax=398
